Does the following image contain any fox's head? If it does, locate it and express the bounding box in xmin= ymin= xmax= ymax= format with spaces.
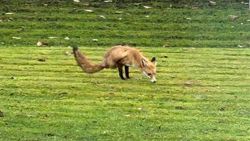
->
xmin=141 ymin=57 xmax=157 ymax=83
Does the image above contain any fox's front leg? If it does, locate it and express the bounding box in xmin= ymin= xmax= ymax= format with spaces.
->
xmin=117 ymin=64 xmax=125 ymax=80
xmin=125 ymin=66 xmax=130 ymax=79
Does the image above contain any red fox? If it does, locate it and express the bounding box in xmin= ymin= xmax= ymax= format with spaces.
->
xmin=72 ymin=45 xmax=157 ymax=83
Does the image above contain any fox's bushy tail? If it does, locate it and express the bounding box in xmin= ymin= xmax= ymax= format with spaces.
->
xmin=72 ymin=47 xmax=104 ymax=73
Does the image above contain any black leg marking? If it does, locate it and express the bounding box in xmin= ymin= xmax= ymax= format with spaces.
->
xmin=118 ymin=64 xmax=125 ymax=80
xmin=125 ymin=66 xmax=130 ymax=79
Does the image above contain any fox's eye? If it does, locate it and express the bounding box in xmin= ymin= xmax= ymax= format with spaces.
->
xmin=147 ymin=73 xmax=152 ymax=76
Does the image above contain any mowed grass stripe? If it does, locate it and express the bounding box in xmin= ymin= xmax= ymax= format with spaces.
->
xmin=1 ymin=72 xmax=250 ymax=84
xmin=1 ymin=89 xmax=249 ymax=118
xmin=1 ymin=47 xmax=250 ymax=59
xmin=1 ymin=47 xmax=250 ymax=90
xmin=1 ymin=72 xmax=250 ymax=87
xmin=1 ymin=67 xmax=250 ymax=82
xmin=3 ymin=7 xmax=249 ymax=23
xmin=2 ymin=30 xmax=250 ymax=44
xmin=1 ymin=47 xmax=250 ymax=55
xmin=1 ymin=3 xmax=250 ymax=47
xmin=2 ymin=22 xmax=249 ymax=35
xmin=1 ymin=95 xmax=249 ymax=121
xmin=1 ymin=47 xmax=250 ymax=77
xmin=1 ymin=73 xmax=250 ymax=92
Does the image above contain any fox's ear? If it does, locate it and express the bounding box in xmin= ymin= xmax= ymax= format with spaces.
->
xmin=141 ymin=59 xmax=148 ymax=67
xmin=151 ymin=57 xmax=157 ymax=64
xmin=151 ymin=57 xmax=156 ymax=62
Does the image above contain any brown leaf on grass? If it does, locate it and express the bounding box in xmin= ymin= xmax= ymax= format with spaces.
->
xmin=219 ymin=107 xmax=225 ymax=111
xmin=99 ymin=15 xmax=106 ymax=19
xmin=10 ymin=76 xmax=16 ymax=80
xmin=237 ymin=45 xmax=243 ymax=48
xmin=229 ymin=15 xmax=239 ymax=21
xmin=115 ymin=11 xmax=123 ymax=14
xmin=37 ymin=57 xmax=47 ymax=62
xmin=5 ymin=12 xmax=14 ymax=15
xmin=184 ymin=80 xmax=201 ymax=87
xmin=12 ymin=37 xmax=21 ymax=40
xmin=184 ymin=80 xmax=194 ymax=87
xmin=84 ymin=9 xmax=93 ymax=13
xmin=64 ymin=37 xmax=70 ymax=40
xmin=0 ymin=110 xmax=4 ymax=117
xmin=208 ymin=0 xmax=216 ymax=6
xmin=104 ymin=0 xmax=112 ymax=2
xmin=143 ymin=6 xmax=152 ymax=9
xmin=175 ymin=106 xmax=186 ymax=110
xmin=64 ymin=51 xmax=71 ymax=56
xmin=48 ymin=37 xmax=58 ymax=39
xmin=92 ymin=39 xmax=98 ymax=42
xmin=37 ymin=41 xmax=49 ymax=47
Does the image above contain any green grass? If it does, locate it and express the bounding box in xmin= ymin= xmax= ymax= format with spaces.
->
xmin=0 ymin=1 xmax=250 ymax=47
xmin=0 ymin=1 xmax=250 ymax=140
xmin=0 ymin=47 xmax=250 ymax=140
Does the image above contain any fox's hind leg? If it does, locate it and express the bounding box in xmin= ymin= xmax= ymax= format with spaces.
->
xmin=125 ymin=66 xmax=130 ymax=79
xmin=117 ymin=64 xmax=125 ymax=80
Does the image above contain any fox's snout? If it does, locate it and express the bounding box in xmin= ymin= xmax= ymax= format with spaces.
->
xmin=150 ymin=76 xmax=157 ymax=83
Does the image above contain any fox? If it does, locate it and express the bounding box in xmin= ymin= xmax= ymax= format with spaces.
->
xmin=72 ymin=45 xmax=157 ymax=83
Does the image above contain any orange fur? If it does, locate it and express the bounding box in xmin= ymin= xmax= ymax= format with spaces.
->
xmin=73 ymin=45 xmax=157 ymax=82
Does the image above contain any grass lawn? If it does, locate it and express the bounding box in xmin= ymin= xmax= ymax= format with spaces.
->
xmin=0 ymin=1 xmax=250 ymax=140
